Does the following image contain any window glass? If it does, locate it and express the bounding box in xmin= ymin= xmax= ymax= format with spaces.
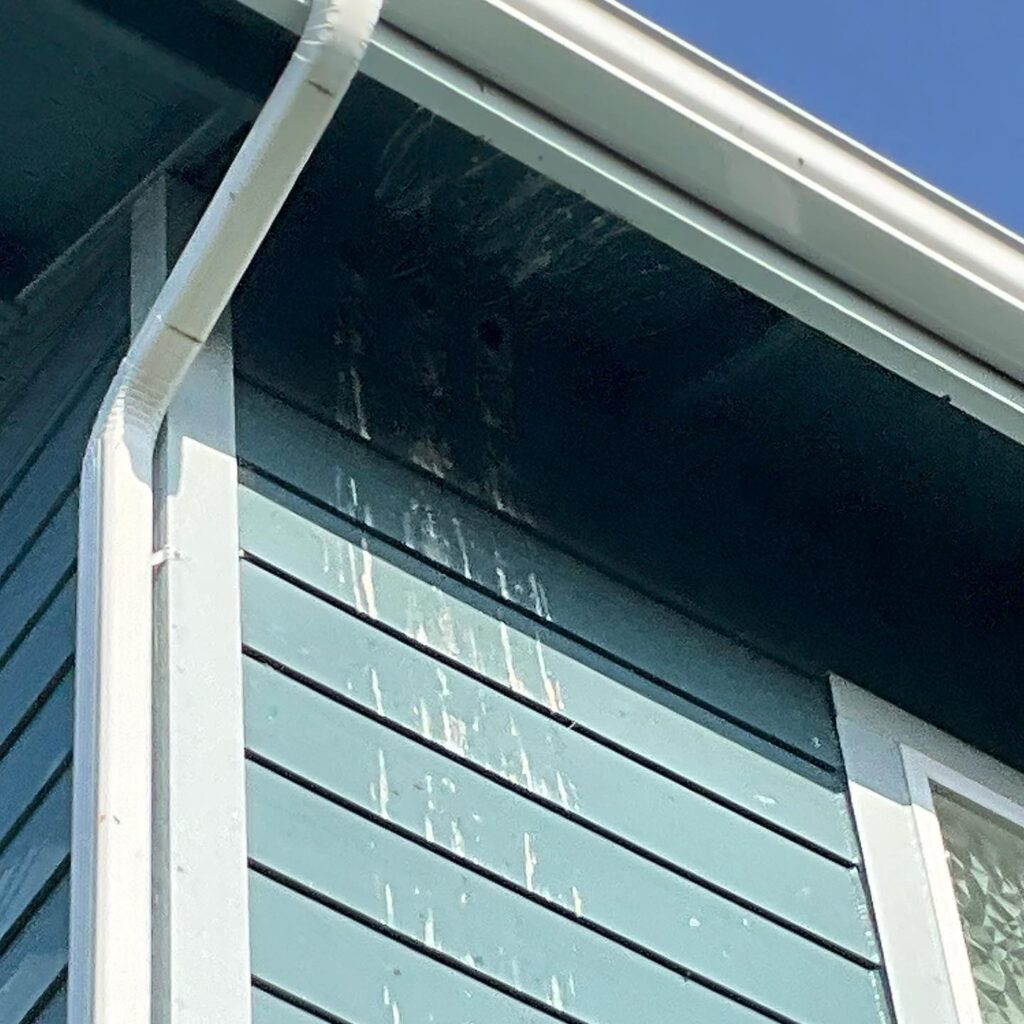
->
xmin=932 ymin=785 xmax=1024 ymax=1024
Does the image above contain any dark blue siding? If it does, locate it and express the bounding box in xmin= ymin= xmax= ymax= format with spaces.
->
xmin=0 ymin=225 xmax=128 ymax=1022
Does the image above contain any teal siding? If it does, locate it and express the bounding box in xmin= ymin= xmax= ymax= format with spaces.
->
xmin=238 ymin=380 xmax=891 ymax=1024
xmin=0 ymin=224 xmax=129 ymax=1021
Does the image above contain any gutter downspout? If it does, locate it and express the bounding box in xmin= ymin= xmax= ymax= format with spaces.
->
xmin=68 ymin=2 xmax=383 ymax=1021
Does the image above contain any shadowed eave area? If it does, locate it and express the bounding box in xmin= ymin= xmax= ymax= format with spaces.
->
xmin=0 ymin=0 xmax=279 ymax=300
xmin=235 ymin=75 xmax=1024 ymax=772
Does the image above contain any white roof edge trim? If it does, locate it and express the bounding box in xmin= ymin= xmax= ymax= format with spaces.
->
xmin=601 ymin=0 xmax=1024 ymax=249
xmin=237 ymin=0 xmax=1024 ymax=400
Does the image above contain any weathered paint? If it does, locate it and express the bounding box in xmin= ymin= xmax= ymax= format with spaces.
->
xmin=0 ymin=221 xmax=129 ymax=1021
xmin=237 ymin=381 xmax=891 ymax=1024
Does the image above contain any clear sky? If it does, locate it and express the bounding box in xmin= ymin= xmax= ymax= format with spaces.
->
xmin=626 ymin=0 xmax=1024 ymax=236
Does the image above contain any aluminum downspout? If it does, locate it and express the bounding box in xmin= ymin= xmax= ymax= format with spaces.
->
xmin=68 ymin=2 xmax=383 ymax=1021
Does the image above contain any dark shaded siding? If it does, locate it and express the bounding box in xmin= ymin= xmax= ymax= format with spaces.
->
xmin=0 ymin=226 xmax=129 ymax=1021
xmin=236 ymin=378 xmax=890 ymax=1024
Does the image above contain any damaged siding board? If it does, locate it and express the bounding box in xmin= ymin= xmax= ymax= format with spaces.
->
xmin=0 ymin=226 xmax=129 ymax=1021
xmin=238 ymin=382 xmax=891 ymax=1024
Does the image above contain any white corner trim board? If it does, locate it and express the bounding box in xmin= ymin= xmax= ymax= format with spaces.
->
xmin=69 ymin=3 xmax=384 ymax=1023
xmin=237 ymin=0 xmax=1024 ymax=452
xmin=832 ymin=675 xmax=1024 ymax=1024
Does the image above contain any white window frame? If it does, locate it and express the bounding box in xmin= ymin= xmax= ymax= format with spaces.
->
xmin=833 ymin=674 xmax=1024 ymax=1024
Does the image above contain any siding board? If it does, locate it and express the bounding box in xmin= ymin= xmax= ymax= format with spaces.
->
xmin=0 ymin=583 xmax=74 ymax=751
xmin=237 ymin=381 xmax=841 ymax=768
xmin=0 ymin=680 xmax=72 ymax=847
xmin=31 ymin=986 xmax=68 ymax=1024
xmin=0 ymin=223 xmax=128 ymax=1021
xmin=252 ymin=988 xmax=327 ymax=1024
xmin=0 ymin=878 xmax=69 ymax=1024
xmin=0 ymin=770 xmax=71 ymax=949
xmin=0 ymin=492 xmax=76 ymax=661
xmin=248 ymin=758 xmax=887 ymax=1024
xmin=241 ymin=564 xmax=876 ymax=961
xmin=0 ymin=359 xmax=116 ymax=579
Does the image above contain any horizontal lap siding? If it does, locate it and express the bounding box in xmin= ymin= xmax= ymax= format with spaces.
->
xmin=0 ymin=229 xmax=128 ymax=1023
xmin=237 ymin=381 xmax=890 ymax=1024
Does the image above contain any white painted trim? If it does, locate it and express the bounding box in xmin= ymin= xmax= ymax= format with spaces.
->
xmin=152 ymin=318 xmax=250 ymax=1023
xmin=833 ymin=674 xmax=1024 ymax=1024
xmin=232 ymin=5 xmax=1024 ymax=451
xmin=236 ymin=0 xmax=1024 ymax=446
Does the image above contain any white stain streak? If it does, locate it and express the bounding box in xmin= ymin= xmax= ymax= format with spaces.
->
xmin=424 ymin=816 xmax=435 ymax=843
xmin=571 ymin=886 xmax=584 ymax=917
xmin=349 ymin=365 xmax=370 ymax=439
xmin=549 ymin=977 xmax=564 ymax=1011
xmin=450 ymin=819 xmax=466 ymax=856
xmin=498 ymin=622 xmax=526 ymax=695
xmin=451 ymin=517 xmax=472 ymax=578
xmin=347 ymin=544 xmax=362 ymax=613
xmin=436 ymin=667 xmax=452 ymax=699
xmin=360 ymin=542 xmax=379 ymax=618
xmin=384 ymin=883 xmax=395 ymax=927
xmin=523 ymin=833 xmax=537 ymax=892
xmin=527 ymin=572 xmax=551 ymax=619
xmin=518 ymin=746 xmax=534 ymax=791
xmin=370 ymin=668 xmax=384 ymax=715
xmin=418 ymin=699 xmax=432 ymax=739
xmin=495 ymin=565 xmax=513 ymax=601
xmin=377 ymin=750 xmax=391 ymax=819
xmin=441 ymin=709 xmax=468 ymax=756
xmin=555 ymin=772 xmax=572 ymax=810
xmin=423 ymin=908 xmax=436 ymax=948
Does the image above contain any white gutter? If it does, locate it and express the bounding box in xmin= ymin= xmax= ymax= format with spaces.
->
xmin=68 ymin=2 xmax=382 ymax=1022
xmin=381 ymin=0 xmax=1024 ymax=382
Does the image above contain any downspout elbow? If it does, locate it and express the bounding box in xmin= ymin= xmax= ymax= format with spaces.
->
xmin=70 ymin=2 xmax=383 ymax=1022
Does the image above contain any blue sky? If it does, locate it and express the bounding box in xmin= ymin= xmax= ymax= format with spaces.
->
xmin=627 ymin=0 xmax=1024 ymax=236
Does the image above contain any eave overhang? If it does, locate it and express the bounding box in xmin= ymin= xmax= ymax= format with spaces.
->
xmin=237 ymin=0 xmax=1024 ymax=448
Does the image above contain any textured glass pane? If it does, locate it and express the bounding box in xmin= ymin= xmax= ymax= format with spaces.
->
xmin=932 ymin=785 xmax=1024 ymax=1024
